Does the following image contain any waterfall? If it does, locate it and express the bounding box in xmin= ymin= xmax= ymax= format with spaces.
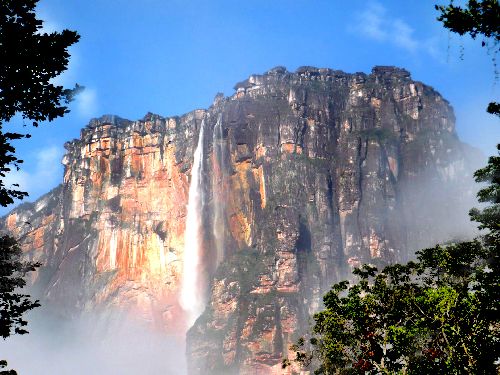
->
xmin=180 ymin=119 xmax=206 ymax=326
xmin=212 ymin=115 xmax=226 ymax=266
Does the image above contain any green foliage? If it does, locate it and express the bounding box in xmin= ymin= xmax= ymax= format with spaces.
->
xmin=435 ymin=0 xmax=499 ymax=107
xmin=286 ymin=240 xmax=499 ymax=374
xmin=0 ymin=235 xmax=40 ymax=339
xmin=0 ymin=0 xmax=81 ymax=206
xmin=468 ymin=145 xmax=500 ymax=335
xmin=435 ymin=0 xmax=499 ymax=47
xmin=470 ymin=144 xmax=500 ymax=244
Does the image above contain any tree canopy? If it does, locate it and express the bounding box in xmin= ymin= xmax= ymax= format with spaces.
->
xmin=435 ymin=0 xmax=499 ymax=47
xmin=0 ymin=1 xmax=80 ymax=373
xmin=0 ymin=0 xmax=81 ymax=206
xmin=0 ymin=235 xmax=40 ymax=339
xmin=436 ymin=0 xmax=500 ymax=115
xmin=286 ymin=241 xmax=499 ymax=374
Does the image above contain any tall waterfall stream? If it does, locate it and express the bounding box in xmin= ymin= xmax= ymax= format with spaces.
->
xmin=180 ymin=119 xmax=206 ymax=326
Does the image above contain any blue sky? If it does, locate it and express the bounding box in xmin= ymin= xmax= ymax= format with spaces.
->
xmin=2 ymin=0 xmax=499 ymax=214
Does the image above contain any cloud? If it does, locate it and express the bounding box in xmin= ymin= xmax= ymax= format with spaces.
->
xmin=352 ymin=1 xmax=437 ymax=56
xmin=2 ymin=146 xmax=64 ymax=203
xmin=35 ymin=3 xmax=92 ymax=115
xmin=76 ymin=88 xmax=99 ymax=118
xmin=392 ymin=19 xmax=419 ymax=53
xmin=48 ymin=52 xmax=98 ymax=120
xmin=356 ymin=2 xmax=388 ymax=41
xmin=35 ymin=4 xmax=62 ymax=35
xmin=38 ymin=18 xmax=61 ymax=35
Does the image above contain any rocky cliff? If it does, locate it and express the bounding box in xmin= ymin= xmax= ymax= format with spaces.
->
xmin=1 ymin=66 xmax=478 ymax=374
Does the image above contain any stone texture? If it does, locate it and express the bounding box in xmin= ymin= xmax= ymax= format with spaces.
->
xmin=1 ymin=66 xmax=479 ymax=374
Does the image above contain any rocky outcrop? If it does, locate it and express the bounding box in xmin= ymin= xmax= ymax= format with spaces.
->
xmin=1 ymin=66 xmax=479 ymax=374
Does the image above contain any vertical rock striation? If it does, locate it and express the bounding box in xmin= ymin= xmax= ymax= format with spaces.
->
xmin=1 ymin=67 xmax=479 ymax=373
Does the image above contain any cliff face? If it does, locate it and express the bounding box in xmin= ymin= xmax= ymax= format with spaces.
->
xmin=4 ymin=111 xmax=204 ymax=332
xmin=2 ymin=66 xmax=478 ymax=374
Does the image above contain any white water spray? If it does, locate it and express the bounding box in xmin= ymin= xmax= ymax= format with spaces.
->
xmin=212 ymin=115 xmax=226 ymax=266
xmin=180 ymin=119 xmax=206 ymax=326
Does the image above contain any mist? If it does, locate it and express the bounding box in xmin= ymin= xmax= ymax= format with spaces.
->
xmin=0 ymin=307 xmax=187 ymax=375
xmin=398 ymin=161 xmax=483 ymax=256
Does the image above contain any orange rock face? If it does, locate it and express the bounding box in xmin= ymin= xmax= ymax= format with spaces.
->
xmin=75 ymin=120 xmax=196 ymax=332
xmin=3 ymin=112 xmax=208 ymax=334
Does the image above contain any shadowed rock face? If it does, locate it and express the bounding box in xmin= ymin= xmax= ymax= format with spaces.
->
xmin=1 ymin=66 xmax=479 ymax=374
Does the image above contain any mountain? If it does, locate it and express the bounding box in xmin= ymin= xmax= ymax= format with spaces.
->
xmin=1 ymin=66 xmax=479 ymax=374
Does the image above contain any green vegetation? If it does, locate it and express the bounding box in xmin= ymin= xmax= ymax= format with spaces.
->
xmin=285 ymin=237 xmax=499 ymax=374
xmin=435 ymin=0 xmax=499 ymax=114
xmin=0 ymin=236 xmax=40 ymax=375
xmin=0 ymin=0 xmax=81 ymax=205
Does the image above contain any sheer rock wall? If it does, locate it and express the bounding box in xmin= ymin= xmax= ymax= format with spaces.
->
xmin=1 ymin=66 xmax=478 ymax=374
